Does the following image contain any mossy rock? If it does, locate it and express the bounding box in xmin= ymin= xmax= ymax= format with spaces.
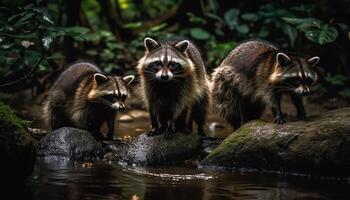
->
xmin=0 ymin=101 xmax=36 ymax=182
xmin=200 ymin=107 xmax=350 ymax=178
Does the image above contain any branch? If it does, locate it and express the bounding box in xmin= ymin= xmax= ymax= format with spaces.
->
xmin=98 ymin=0 xmax=130 ymax=40
xmin=134 ymin=4 xmax=180 ymax=34
xmin=0 ymin=53 xmax=45 ymax=88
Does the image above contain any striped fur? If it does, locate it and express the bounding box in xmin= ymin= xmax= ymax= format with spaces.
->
xmin=212 ymin=39 xmax=319 ymax=129
xmin=137 ymin=38 xmax=210 ymax=139
xmin=43 ymin=62 xmax=134 ymax=140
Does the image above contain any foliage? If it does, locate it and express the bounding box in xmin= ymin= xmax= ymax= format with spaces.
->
xmin=0 ymin=0 xmax=349 ymax=101
xmin=283 ymin=17 xmax=341 ymax=45
xmin=0 ymin=3 xmax=88 ymax=85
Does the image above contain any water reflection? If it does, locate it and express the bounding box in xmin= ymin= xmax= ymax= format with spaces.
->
xmin=29 ymin=160 xmax=350 ymax=200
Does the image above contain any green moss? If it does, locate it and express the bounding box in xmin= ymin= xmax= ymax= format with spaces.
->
xmin=203 ymin=123 xmax=252 ymax=161
xmin=0 ymin=101 xmax=33 ymax=146
xmin=0 ymin=101 xmax=29 ymax=130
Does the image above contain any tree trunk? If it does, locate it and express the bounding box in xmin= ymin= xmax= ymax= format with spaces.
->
xmin=63 ymin=0 xmax=82 ymax=63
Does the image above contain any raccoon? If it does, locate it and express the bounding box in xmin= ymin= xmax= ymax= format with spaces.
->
xmin=212 ymin=39 xmax=320 ymax=129
xmin=137 ymin=37 xmax=210 ymax=139
xmin=43 ymin=62 xmax=134 ymax=140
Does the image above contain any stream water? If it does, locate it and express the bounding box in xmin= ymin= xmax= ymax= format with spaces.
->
xmin=28 ymin=161 xmax=349 ymax=200
xmin=25 ymin=114 xmax=349 ymax=200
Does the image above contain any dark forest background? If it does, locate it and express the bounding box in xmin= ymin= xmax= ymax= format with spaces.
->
xmin=0 ymin=0 xmax=349 ymax=107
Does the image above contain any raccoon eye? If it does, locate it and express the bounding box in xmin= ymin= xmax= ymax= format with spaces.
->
xmin=148 ymin=61 xmax=162 ymax=69
xmin=103 ymin=94 xmax=117 ymax=102
xmin=121 ymin=93 xmax=128 ymax=100
xmin=285 ymin=77 xmax=300 ymax=85
xmin=305 ymin=77 xmax=313 ymax=85
xmin=168 ymin=61 xmax=181 ymax=69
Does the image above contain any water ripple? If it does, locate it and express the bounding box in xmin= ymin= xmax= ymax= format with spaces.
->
xmin=122 ymin=167 xmax=216 ymax=181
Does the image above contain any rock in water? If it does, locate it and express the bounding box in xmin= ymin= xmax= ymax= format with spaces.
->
xmin=200 ymin=107 xmax=350 ymax=178
xmin=109 ymin=133 xmax=201 ymax=166
xmin=38 ymin=127 xmax=102 ymax=161
xmin=0 ymin=102 xmax=36 ymax=183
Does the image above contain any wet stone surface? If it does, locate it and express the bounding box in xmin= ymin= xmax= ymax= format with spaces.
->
xmin=37 ymin=127 xmax=203 ymax=166
xmin=106 ymin=132 xmax=202 ymax=166
xmin=37 ymin=127 xmax=103 ymax=161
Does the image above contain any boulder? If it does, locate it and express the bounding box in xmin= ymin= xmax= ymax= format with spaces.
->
xmin=0 ymin=102 xmax=36 ymax=183
xmin=200 ymin=107 xmax=350 ymax=178
xmin=107 ymin=132 xmax=201 ymax=166
xmin=37 ymin=127 xmax=103 ymax=161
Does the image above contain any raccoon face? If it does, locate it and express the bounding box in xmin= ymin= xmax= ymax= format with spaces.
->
xmin=142 ymin=37 xmax=193 ymax=82
xmin=274 ymin=53 xmax=320 ymax=96
xmin=89 ymin=73 xmax=134 ymax=111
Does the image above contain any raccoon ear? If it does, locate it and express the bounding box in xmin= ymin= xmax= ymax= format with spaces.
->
xmin=122 ymin=75 xmax=135 ymax=85
xmin=276 ymin=53 xmax=291 ymax=66
xmin=144 ymin=37 xmax=159 ymax=52
xmin=175 ymin=40 xmax=189 ymax=54
xmin=94 ymin=73 xmax=108 ymax=84
xmin=307 ymin=56 xmax=320 ymax=68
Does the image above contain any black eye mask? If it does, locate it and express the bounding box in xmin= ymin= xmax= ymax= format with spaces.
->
xmin=103 ymin=94 xmax=117 ymax=103
xmin=148 ymin=61 xmax=162 ymax=69
xmin=284 ymin=77 xmax=300 ymax=86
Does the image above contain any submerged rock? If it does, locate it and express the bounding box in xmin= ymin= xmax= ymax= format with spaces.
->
xmin=38 ymin=127 xmax=103 ymax=161
xmin=0 ymin=102 xmax=36 ymax=183
xmin=200 ymin=107 xmax=350 ymax=178
xmin=107 ymin=132 xmax=201 ymax=166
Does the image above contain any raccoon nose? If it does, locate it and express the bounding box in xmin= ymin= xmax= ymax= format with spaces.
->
xmin=117 ymin=103 xmax=125 ymax=111
xmin=161 ymin=73 xmax=169 ymax=80
xmin=302 ymin=87 xmax=310 ymax=96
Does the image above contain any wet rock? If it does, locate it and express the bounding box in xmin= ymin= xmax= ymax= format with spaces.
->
xmin=38 ymin=127 xmax=103 ymax=161
xmin=107 ymin=132 xmax=201 ymax=166
xmin=200 ymin=137 xmax=224 ymax=156
xmin=0 ymin=102 xmax=36 ymax=183
xmin=200 ymin=107 xmax=350 ymax=178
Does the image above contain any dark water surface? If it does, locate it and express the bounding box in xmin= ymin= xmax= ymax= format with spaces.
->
xmin=26 ymin=117 xmax=349 ymax=200
xmin=28 ymin=161 xmax=349 ymax=200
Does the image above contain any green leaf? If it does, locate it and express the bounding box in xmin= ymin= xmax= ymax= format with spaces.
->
xmin=123 ymin=22 xmax=142 ymax=29
xmin=187 ymin=12 xmax=207 ymax=24
xmin=283 ymin=24 xmax=297 ymax=47
xmin=63 ymin=26 xmax=90 ymax=41
xmin=236 ymin=24 xmax=249 ymax=34
xmin=190 ymin=28 xmax=210 ymax=40
xmin=224 ymin=8 xmax=240 ymax=29
xmin=305 ymin=25 xmax=338 ymax=45
xmin=101 ymin=49 xmax=114 ymax=60
xmin=86 ymin=49 xmax=98 ymax=56
xmin=42 ymin=36 xmax=53 ymax=50
xmin=149 ymin=23 xmax=167 ymax=32
xmin=325 ymin=74 xmax=348 ymax=86
xmin=106 ymin=42 xmax=123 ymax=50
xmin=282 ymin=17 xmax=321 ymax=31
xmin=42 ymin=15 xmax=54 ymax=25
xmin=241 ymin=13 xmax=259 ymax=21
xmin=12 ymin=12 xmax=36 ymax=29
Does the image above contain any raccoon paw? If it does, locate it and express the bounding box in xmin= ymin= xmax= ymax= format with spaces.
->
xmin=147 ymin=128 xmax=159 ymax=137
xmin=297 ymin=115 xmax=309 ymax=121
xmin=274 ymin=114 xmax=286 ymax=125
xmin=163 ymin=128 xmax=175 ymax=140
